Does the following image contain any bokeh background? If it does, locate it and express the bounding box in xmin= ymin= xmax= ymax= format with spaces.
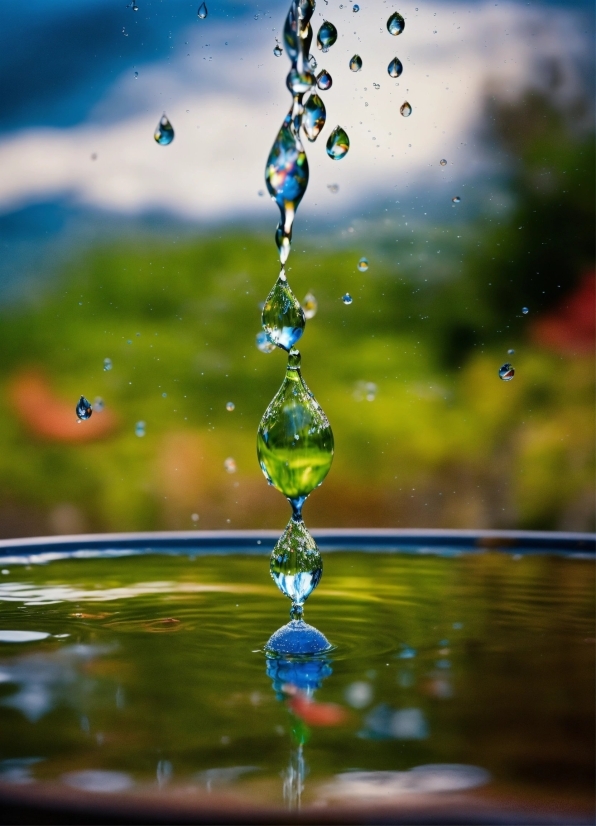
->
xmin=0 ymin=0 xmax=593 ymax=537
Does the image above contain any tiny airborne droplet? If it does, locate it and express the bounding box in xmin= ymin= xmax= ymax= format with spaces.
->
xmin=154 ymin=114 xmax=174 ymax=145
xmin=76 ymin=396 xmax=92 ymax=421
xmin=256 ymin=331 xmax=276 ymax=354
xmin=358 ymin=257 xmax=369 ymax=272
xmin=135 ymin=421 xmax=146 ymax=437
xmin=134 ymin=71 xmax=138 ymax=79
xmin=342 ymin=293 xmax=353 ymax=305
xmin=353 ymin=4 xmax=360 ymax=11
xmin=316 ymin=69 xmax=333 ymax=90
xmin=522 ymin=307 xmax=529 ymax=315
xmin=197 ymin=2 xmax=208 ymax=19
xmin=302 ymin=292 xmax=318 ymax=320
xmin=508 ymin=348 xmax=515 ymax=354
xmin=224 ymin=457 xmax=237 ymax=473
xmin=308 ymin=54 xmax=317 ymax=70
xmin=400 ymin=101 xmax=412 ymax=117
xmin=387 ymin=57 xmax=403 ymax=78
xmin=93 ymin=397 xmax=104 ymax=412
xmin=327 ymin=126 xmax=350 ymax=160
xmin=328 ymin=183 xmax=339 ymax=193
xmin=452 ymin=196 xmax=461 ymax=203
xmin=387 ymin=11 xmax=405 ymax=35
xmin=317 ymin=21 xmax=338 ymax=52
xmin=103 ymin=358 xmax=112 ymax=371
xmin=499 ymin=363 xmax=515 ymax=381
xmin=226 ymin=402 xmax=235 ymax=412
xmin=349 ymin=54 xmax=362 ymax=72
xmin=440 ymin=158 xmax=447 ymax=166
xmin=274 ymin=44 xmax=283 ymax=56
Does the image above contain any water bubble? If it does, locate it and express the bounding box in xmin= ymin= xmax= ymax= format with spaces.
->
xmin=499 ymin=363 xmax=515 ymax=381
xmin=350 ymin=54 xmax=362 ymax=72
xmin=440 ymin=158 xmax=447 ymax=166
xmin=342 ymin=293 xmax=353 ymax=305
xmin=326 ymin=126 xmax=350 ymax=160
xmin=327 ymin=183 xmax=339 ymax=193
xmin=224 ymin=457 xmax=237 ymax=474
xmin=274 ymin=44 xmax=283 ymax=57
xmin=387 ymin=57 xmax=403 ymax=78
xmin=262 ymin=272 xmax=306 ymax=351
xmin=317 ymin=21 xmax=338 ymax=52
xmin=316 ymin=69 xmax=333 ymax=90
xmin=135 ymin=421 xmax=146 ymax=437
xmin=256 ymin=331 xmax=276 ymax=354
xmin=452 ymin=195 xmax=461 ymax=203
xmin=226 ymin=401 xmax=235 ymax=412
xmin=387 ymin=11 xmax=405 ymax=35
xmin=507 ymin=348 xmax=515 ymax=355
xmin=154 ymin=114 xmax=174 ymax=146
xmin=400 ymin=101 xmax=412 ymax=117
xmin=522 ymin=307 xmax=529 ymax=315
xmin=357 ymin=257 xmax=369 ymax=272
xmin=303 ymin=93 xmax=326 ymax=142
xmin=353 ymin=3 xmax=360 ymax=11
xmin=270 ymin=517 xmax=322 ymax=613
xmin=93 ymin=397 xmax=104 ymax=413
xmin=197 ymin=2 xmax=208 ymax=19
xmin=301 ymin=292 xmax=318 ymax=319
xmin=76 ymin=396 xmax=92 ymax=421
xmin=103 ymin=358 xmax=113 ymax=371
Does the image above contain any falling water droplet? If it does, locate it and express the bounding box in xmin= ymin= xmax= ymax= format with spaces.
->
xmin=135 ymin=421 xmax=146 ymax=437
xmin=197 ymin=2 xmax=208 ymax=19
xmin=224 ymin=457 xmax=237 ymax=473
xmin=302 ymin=93 xmax=326 ymax=142
xmin=316 ymin=69 xmax=333 ymax=90
xmin=358 ymin=257 xmax=369 ymax=272
xmin=342 ymin=293 xmax=353 ymax=305
xmin=258 ymin=349 xmax=334 ymax=503
xmin=353 ymin=3 xmax=360 ymax=11
xmin=134 ymin=71 xmax=138 ymax=79
xmin=507 ymin=348 xmax=515 ymax=355
xmin=452 ymin=195 xmax=461 ymax=203
xmin=326 ymin=126 xmax=350 ymax=160
xmin=387 ymin=11 xmax=405 ymax=35
xmin=93 ymin=397 xmax=104 ymax=413
xmin=154 ymin=114 xmax=174 ymax=145
xmin=274 ymin=44 xmax=283 ymax=56
xmin=270 ymin=517 xmax=323 ymax=613
xmin=327 ymin=183 xmax=339 ymax=193
xmin=308 ymin=53 xmax=317 ymax=70
xmin=499 ymin=363 xmax=515 ymax=381
xmin=317 ymin=21 xmax=338 ymax=51
xmin=262 ymin=272 xmax=306 ymax=351
xmin=226 ymin=402 xmax=235 ymax=412
xmin=522 ymin=307 xmax=529 ymax=315
xmin=301 ymin=292 xmax=318 ymax=319
xmin=387 ymin=56 xmax=403 ymax=78
xmin=440 ymin=158 xmax=447 ymax=166
xmin=349 ymin=54 xmax=362 ymax=72
xmin=400 ymin=101 xmax=412 ymax=117
xmin=76 ymin=396 xmax=92 ymax=421
xmin=256 ymin=331 xmax=276 ymax=353
xmin=103 ymin=358 xmax=112 ymax=371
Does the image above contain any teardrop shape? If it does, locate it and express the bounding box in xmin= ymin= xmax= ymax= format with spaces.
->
xmin=387 ymin=56 xmax=403 ymax=78
xmin=316 ymin=69 xmax=332 ymax=90
xmin=317 ymin=20 xmax=338 ymax=51
xmin=387 ymin=11 xmax=405 ymax=35
xmin=257 ymin=350 xmax=334 ymax=500
xmin=349 ymin=54 xmax=362 ymax=72
xmin=154 ymin=114 xmax=174 ymax=145
xmin=303 ymin=93 xmax=326 ymax=142
xmin=262 ymin=273 xmax=306 ymax=351
xmin=76 ymin=396 xmax=92 ymax=420
xmin=270 ymin=517 xmax=322 ymax=607
xmin=326 ymin=126 xmax=350 ymax=160
xmin=400 ymin=101 xmax=412 ymax=117
xmin=197 ymin=2 xmax=208 ymax=18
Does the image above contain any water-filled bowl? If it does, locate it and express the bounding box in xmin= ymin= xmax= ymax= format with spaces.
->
xmin=0 ymin=529 xmax=593 ymax=825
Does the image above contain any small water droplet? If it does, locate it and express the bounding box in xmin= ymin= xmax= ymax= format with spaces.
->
xmin=327 ymin=183 xmax=339 ymax=193
xmin=134 ymin=71 xmax=138 ymax=79
xmin=256 ymin=331 xmax=276 ymax=353
xmin=342 ymin=293 xmax=353 ymax=305
xmin=326 ymin=125 xmax=350 ymax=160
xmin=349 ymin=54 xmax=362 ymax=72
xmin=522 ymin=307 xmax=529 ymax=315
xmin=274 ymin=44 xmax=283 ymax=56
xmin=154 ymin=113 xmax=174 ymax=145
xmin=308 ymin=53 xmax=317 ymax=70
xmin=197 ymin=2 xmax=208 ymax=19
xmin=357 ymin=257 xmax=369 ymax=272
xmin=400 ymin=101 xmax=412 ymax=117
xmin=191 ymin=513 xmax=199 ymax=522
xmin=507 ymin=348 xmax=515 ymax=355
xmin=135 ymin=421 xmax=146 ymax=437
xmin=224 ymin=457 xmax=237 ymax=473
xmin=93 ymin=397 xmax=104 ymax=413
xmin=316 ymin=69 xmax=333 ymax=90
xmin=317 ymin=20 xmax=338 ymax=51
xmin=499 ymin=363 xmax=515 ymax=381
xmin=452 ymin=195 xmax=461 ymax=203
xmin=387 ymin=11 xmax=405 ymax=35
xmin=262 ymin=273 xmax=306 ymax=350
xmin=353 ymin=3 xmax=360 ymax=10
xmin=301 ymin=292 xmax=318 ymax=319
xmin=130 ymin=0 xmax=139 ymax=10
xmin=302 ymin=93 xmax=326 ymax=142
xmin=440 ymin=158 xmax=447 ymax=166
xmin=387 ymin=57 xmax=403 ymax=78
xmin=76 ymin=396 xmax=92 ymax=421
xmin=162 ymin=392 xmax=167 ymax=398
xmin=226 ymin=401 xmax=235 ymax=412
xmin=103 ymin=358 xmax=112 ymax=371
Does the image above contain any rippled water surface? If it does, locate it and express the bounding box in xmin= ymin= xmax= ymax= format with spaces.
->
xmin=0 ymin=548 xmax=593 ymax=817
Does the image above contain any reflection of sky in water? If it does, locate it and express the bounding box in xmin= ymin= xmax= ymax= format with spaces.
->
xmin=321 ymin=764 xmax=491 ymax=799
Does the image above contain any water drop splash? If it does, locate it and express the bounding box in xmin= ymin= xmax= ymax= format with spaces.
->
xmin=387 ymin=56 xmax=403 ymax=78
xmin=224 ymin=457 xmax=237 ymax=474
xmin=154 ymin=114 xmax=174 ymax=145
xmin=270 ymin=517 xmax=323 ymax=617
xmin=349 ymin=54 xmax=362 ymax=72
xmin=262 ymin=272 xmax=306 ymax=351
xmin=499 ymin=363 xmax=515 ymax=381
xmin=103 ymin=358 xmax=112 ymax=371
xmin=274 ymin=44 xmax=283 ymax=57
xmin=226 ymin=401 xmax=235 ymax=412
xmin=76 ymin=396 xmax=92 ymax=421
xmin=387 ymin=11 xmax=405 ymax=35
xmin=342 ymin=293 xmax=353 ymax=305
xmin=317 ymin=21 xmax=338 ymax=52
xmin=358 ymin=257 xmax=369 ymax=272
xmin=440 ymin=158 xmax=447 ymax=166
xmin=256 ymin=331 xmax=276 ymax=353
xmin=301 ymin=292 xmax=317 ymax=319
xmin=522 ymin=307 xmax=529 ymax=315
xmin=326 ymin=126 xmax=350 ymax=160
xmin=316 ymin=69 xmax=333 ymax=90
xmin=197 ymin=2 xmax=208 ymax=19
xmin=303 ymin=93 xmax=326 ymax=142
xmin=400 ymin=101 xmax=412 ymax=117
xmin=135 ymin=421 xmax=146 ymax=437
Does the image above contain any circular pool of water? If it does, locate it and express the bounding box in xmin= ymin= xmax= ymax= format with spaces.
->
xmin=0 ymin=529 xmax=593 ymax=825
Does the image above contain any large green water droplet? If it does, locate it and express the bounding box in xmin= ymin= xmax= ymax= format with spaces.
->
xmin=317 ymin=20 xmax=337 ymax=51
xmin=387 ymin=11 xmax=405 ymax=35
xmin=257 ymin=349 xmax=334 ymax=503
xmin=270 ymin=516 xmax=323 ymax=609
xmin=326 ymin=126 xmax=350 ymax=160
xmin=303 ymin=93 xmax=326 ymax=142
xmin=262 ymin=273 xmax=305 ymax=351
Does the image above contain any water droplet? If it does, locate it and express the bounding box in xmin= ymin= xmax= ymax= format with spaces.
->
xmin=226 ymin=401 xmax=235 ymax=412
xmin=317 ymin=21 xmax=338 ymax=51
xmin=522 ymin=307 xmax=529 ymax=315
xmin=353 ymin=3 xmax=360 ymax=11
xmin=452 ymin=195 xmax=461 ymax=203
xmin=191 ymin=513 xmax=199 ymax=522
xmin=134 ymin=71 xmax=138 ymax=79
xmin=316 ymin=69 xmax=332 ymax=90
xmin=154 ymin=114 xmax=174 ymax=146
xmin=308 ymin=53 xmax=317 ymax=70
xmin=387 ymin=56 xmax=403 ymax=78
xmin=274 ymin=44 xmax=283 ymax=57
xmin=358 ymin=257 xmax=369 ymax=272
xmin=301 ymin=292 xmax=318 ymax=319
xmin=507 ymin=348 xmax=515 ymax=355
xmin=270 ymin=517 xmax=322 ymax=613
xmin=130 ymin=0 xmax=139 ymax=10
xmin=103 ymin=358 xmax=112 ymax=371
xmin=302 ymin=93 xmax=326 ymax=142
xmin=135 ymin=421 xmax=146 ymax=437
xmin=499 ymin=363 xmax=515 ymax=381
xmin=440 ymin=158 xmax=447 ymax=166
xmin=93 ymin=397 xmax=104 ymax=413
xmin=400 ymin=101 xmax=412 ymax=117
xmin=387 ymin=11 xmax=405 ymax=35
xmin=349 ymin=54 xmax=362 ymax=72
xmin=286 ymin=68 xmax=316 ymax=94
xmin=326 ymin=126 xmax=350 ymax=160
xmin=257 ymin=349 xmax=334 ymax=503
xmin=256 ymin=331 xmax=276 ymax=353
xmin=327 ymin=183 xmax=339 ymax=193
xmin=76 ymin=396 xmax=92 ymax=421
xmin=342 ymin=293 xmax=353 ymax=305
xmin=197 ymin=2 xmax=208 ymax=19
xmin=224 ymin=457 xmax=237 ymax=473
xmin=262 ymin=273 xmax=306 ymax=351
xmin=353 ymin=381 xmax=377 ymax=401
